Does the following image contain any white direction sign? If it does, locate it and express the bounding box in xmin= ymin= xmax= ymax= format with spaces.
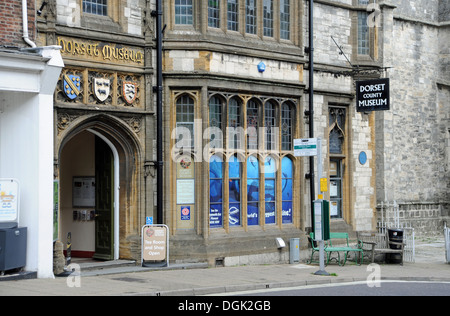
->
xmin=294 ymin=138 xmax=318 ymax=157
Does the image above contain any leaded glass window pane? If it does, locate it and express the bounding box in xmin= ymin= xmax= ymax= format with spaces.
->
xmin=247 ymin=100 xmax=259 ymax=149
xmin=83 ymin=0 xmax=107 ymax=16
xmin=329 ymin=108 xmax=346 ymax=154
xmin=229 ymin=97 xmax=242 ymax=149
xmin=358 ymin=11 xmax=369 ymax=55
xmin=176 ymin=95 xmax=195 ymax=148
xmin=281 ymin=102 xmax=293 ymax=150
xmin=175 ymin=0 xmax=193 ymax=25
xmin=263 ymin=0 xmax=273 ymax=37
xmin=209 ymin=96 xmax=223 ymax=149
xmin=265 ymin=101 xmax=277 ymax=150
xmin=227 ymin=0 xmax=239 ymax=31
xmin=208 ymin=0 xmax=221 ymax=28
xmin=246 ymin=0 xmax=257 ymax=34
xmin=280 ymin=0 xmax=290 ymax=40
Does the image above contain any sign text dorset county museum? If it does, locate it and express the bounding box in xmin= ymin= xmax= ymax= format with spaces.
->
xmin=356 ymin=78 xmax=390 ymax=112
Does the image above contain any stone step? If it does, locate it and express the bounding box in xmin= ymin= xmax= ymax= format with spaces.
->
xmin=76 ymin=259 xmax=137 ymax=272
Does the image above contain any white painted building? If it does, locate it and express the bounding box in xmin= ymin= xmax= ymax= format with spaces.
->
xmin=0 ymin=46 xmax=63 ymax=278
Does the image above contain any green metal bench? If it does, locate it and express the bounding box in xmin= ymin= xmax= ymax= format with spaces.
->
xmin=308 ymin=232 xmax=363 ymax=266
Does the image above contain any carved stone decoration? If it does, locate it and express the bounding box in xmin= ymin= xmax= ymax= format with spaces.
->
xmin=125 ymin=116 xmax=142 ymax=134
xmin=57 ymin=112 xmax=71 ymax=133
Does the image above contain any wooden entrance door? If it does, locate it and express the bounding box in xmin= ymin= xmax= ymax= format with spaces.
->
xmin=93 ymin=136 xmax=114 ymax=260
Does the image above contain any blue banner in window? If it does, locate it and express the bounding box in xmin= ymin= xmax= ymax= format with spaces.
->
xmin=210 ymin=204 xmax=223 ymax=228
xmin=282 ymin=201 xmax=293 ymax=224
xmin=265 ymin=202 xmax=276 ymax=224
xmin=229 ymin=204 xmax=241 ymax=226
xmin=229 ymin=179 xmax=240 ymax=203
xmin=210 ymin=179 xmax=223 ymax=203
xmin=247 ymin=204 xmax=259 ymax=226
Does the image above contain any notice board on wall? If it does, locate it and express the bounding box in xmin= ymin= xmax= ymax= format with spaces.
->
xmin=73 ymin=177 xmax=95 ymax=208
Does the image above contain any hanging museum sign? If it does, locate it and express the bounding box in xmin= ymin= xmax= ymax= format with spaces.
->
xmin=356 ymin=78 xmax=390 ymax=112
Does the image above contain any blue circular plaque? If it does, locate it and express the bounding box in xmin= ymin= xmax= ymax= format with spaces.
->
xmin=359 ymin=151 xmax=367 ymax=165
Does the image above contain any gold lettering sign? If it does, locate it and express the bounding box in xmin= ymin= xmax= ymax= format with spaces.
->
xmin=57 ymin=37 xmax=144 ymax=65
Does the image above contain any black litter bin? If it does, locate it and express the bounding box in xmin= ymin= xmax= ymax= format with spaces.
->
xmin=0 ymin=227 xmax=27 ymax=274
xmin=387 ymin=229 xmax=403 ymax=264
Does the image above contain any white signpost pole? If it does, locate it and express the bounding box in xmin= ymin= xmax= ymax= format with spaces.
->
xmin=294 ymin=139 xmax=328 ymax=275
xmin=315 ymin=138 xmax=328 ymax=275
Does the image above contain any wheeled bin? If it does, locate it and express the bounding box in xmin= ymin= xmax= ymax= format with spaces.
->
xmin=0 ymin=227 xmax=27 ymax=274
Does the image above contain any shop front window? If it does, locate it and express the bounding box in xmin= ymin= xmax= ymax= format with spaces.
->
xmin=264 ymin=156 xmax=276 ymax=224
xmin=209 ymin=155 xmax=224 ymax=228
xmin=247 ymin=155 xmax=259 ymax=225
xmin=229 ymin=155 xmax=241 ymax=226
xmin=281 ymin=156 xmax=293 ymax=223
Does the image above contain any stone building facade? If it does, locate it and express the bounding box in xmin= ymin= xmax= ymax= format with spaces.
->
xmin=163 ymin=0 xmax=380 ymax=265
xmin=31 ymin=0 xmax=449 ymax=266
xmin=36 ymin=0 xmax=155 ymax=261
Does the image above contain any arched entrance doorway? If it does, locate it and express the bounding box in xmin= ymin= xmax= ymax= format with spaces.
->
xmin=57 ymin=115 xmax=142 ymax=261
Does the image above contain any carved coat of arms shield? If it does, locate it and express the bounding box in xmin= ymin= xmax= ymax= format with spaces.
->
xmin=94 ymin=78 xmax=110 ymax=102
xmin=122 ymin=82 xmax=137 ymax=105
xmin=63 ymin=75 xmax=81 ymax=100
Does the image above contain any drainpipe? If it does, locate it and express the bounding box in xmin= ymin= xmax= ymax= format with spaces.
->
xmin=307 ymin=0 xmax=315 ymax=230
xmin=22 ymin=0 xmax=37 ymax=48
xmin=154 ymin=0 xmax=163 ymax=225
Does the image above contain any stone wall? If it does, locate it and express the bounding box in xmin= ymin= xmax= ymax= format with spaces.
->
xmin=56 ymin=0 xmax=144 ymax=35
xmin=376 ymin=1 xmax=450 ymax=235
xmin=377 ymin=201 xmax=449 ymax=236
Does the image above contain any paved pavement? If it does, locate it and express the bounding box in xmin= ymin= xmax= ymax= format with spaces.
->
xmin=0 ymin=236 xmax=448 ymax=296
